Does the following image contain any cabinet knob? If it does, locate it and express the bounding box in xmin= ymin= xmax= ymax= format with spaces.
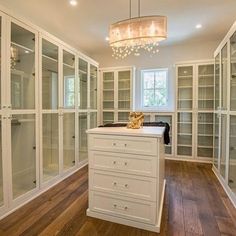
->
xmin=112 ymin=143 xmax=116 ymax=146
xmin=124 ymin=143 xmax=127 ymax=147
xmin=113 ymin=182 xmax=117 ymax=186
xmin=113 ymin=204 xmax=117 ymax=208
xmin=124 ymin=206 xmax=128 ymax=210
xmin=113 ymin=161 xmax=116 ymax=165
xmin=124 ymin=162 xmax=128 ymax=166
xmin=124 ymin=184 xmax=128 ymax=188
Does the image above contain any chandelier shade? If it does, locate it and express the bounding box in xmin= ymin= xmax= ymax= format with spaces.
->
xmin=109 ymin=16 xmax=167 ymax=48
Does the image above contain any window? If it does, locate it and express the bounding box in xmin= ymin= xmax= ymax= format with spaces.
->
xmin=64 ymin=76 xmax=75 ymax=107
xmin=141 ymin=69 xmax=168 ymax=108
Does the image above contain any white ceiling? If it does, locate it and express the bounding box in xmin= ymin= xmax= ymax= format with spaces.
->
xmin=0 ymin=0 xmax=235 ymax=56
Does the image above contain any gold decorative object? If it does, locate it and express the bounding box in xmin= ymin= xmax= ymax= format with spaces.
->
xmin=127 ymin=112 xmax=144 ymax=129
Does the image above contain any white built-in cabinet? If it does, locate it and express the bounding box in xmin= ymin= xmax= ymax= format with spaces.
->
xmin=0 ymin=9 xmax=98 ymax=218
xmin=100 ymin=67 xmax=135 ymax=124
xmin=176 ymin=61 xmax=214 ymax=161
xmin=213 ymin=21 xmax=236 ymax=207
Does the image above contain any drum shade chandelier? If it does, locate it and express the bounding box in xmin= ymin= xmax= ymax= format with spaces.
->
xmin=109 ymin=0 xmax=167 ymax=59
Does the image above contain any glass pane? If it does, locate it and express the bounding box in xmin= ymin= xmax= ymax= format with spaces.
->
xmin=103 ymin=72 xmax=114 ymax=109
xmin=213 ymin=113 xmax=219 ymax=168
xmin=0 ymin=116 xmax=3 ymax=206
xmin=63 ymin=113 xmax=75 ymax=170
xmin=79 ymin=58 xmax=88 ymax=109
xmin=11 ymin=114 xmax=36 ymax=199
xmin=220 ymin=114 xmax=227 ymax=179
xmin=177 ymin=66 xmax=193 ymax=110
xmin=221 ymin=44 xmax=228 ymax=110
xmin=103 ymin=112 xmax=114 ymax=125
xmin=90 ymin=65 xmax=97 ymax=109
xmin=144 ymin=114 xmax=151 ymax=122
xmin=42 ymin=113 xmax=59 ymax=182
xmin=11 ymin=23 xmax=35 ymax=109
xmin=0 ymin=17 xmax=1 ymax=107
xmin=229 ymin=115 xmax=236 ymax=192
xmin=230 ymin=32 xmax=236 ymax=111
xmin=79 ymin=113 xmax=88 ymax=162
xmin=118 ymin=71 xmax=130 ymax=109
xmin=63 ymin=51 xmax=75 ymax=108
xmin=197 ymin=113 xmax=213 ymax=158
xmin=215 ymin=54 xmax=220 ymax=110
xmin=90 ymin=112 xmax=97 ymax=129
xmin=42 ymin=39 xmax=58 ymax=109
xmin=198 ymin=65 xmax=214 ymax=110
xmin=177 ymin=112 xmax=192 ymax=156
xmin=118 ymin=112 xmax=129 ymax=122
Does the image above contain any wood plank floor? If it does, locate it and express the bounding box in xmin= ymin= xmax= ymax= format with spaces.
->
xmin=0 ymin=160 xmax=236 ymax=236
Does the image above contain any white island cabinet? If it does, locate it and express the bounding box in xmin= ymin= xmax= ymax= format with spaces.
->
xmin=86 ymin=127 xmax=166 ymax=233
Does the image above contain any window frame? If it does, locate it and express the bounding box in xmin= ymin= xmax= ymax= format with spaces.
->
xmin=141 ymin=68 xmax=169 ymax=110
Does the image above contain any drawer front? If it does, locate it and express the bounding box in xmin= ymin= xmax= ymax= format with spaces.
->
xmin=89 ymin=134 xmax=157 ymax=156
xmin=89 ymin=151 xmax=157 ymax=177
xmin=90 ymin=170 xmax=156 ymax=201
xmin=90 ymin=191 xmax=156 ymax=225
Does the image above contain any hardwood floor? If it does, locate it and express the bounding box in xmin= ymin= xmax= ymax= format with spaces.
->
xmin=0 ymin=160 xmax=236 ymax=236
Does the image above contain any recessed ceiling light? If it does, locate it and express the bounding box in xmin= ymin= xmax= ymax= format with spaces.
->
xmin=196 ymin=24 xmax=202 ymax=29
xmin=105 ymin=36 xmax=110 ymax=41
xmin=69 ymin=0 xmax=77 ymax=6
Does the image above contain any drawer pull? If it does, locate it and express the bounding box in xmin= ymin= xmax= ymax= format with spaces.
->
xmin=112 ymin=143 xmax=116 ymax=146
xmin=113 ymin=161 xmax=116 ymax=165
xmin=113 ymin=204 xmax=128 ymax=211
xmin=113 ymin=182 xmax=117 ymax=186
xmin=125 ymin=184 xmax=128 ymax=188
xmin=124 ymin=143 xmax=127 ymax=147
xmin=124 ymin=206 xmax=128 ymax=210
xmin=124 ymin=162 xmax=128 ymax=166
xmin=113 ymin=204 xmax=117 ymax=208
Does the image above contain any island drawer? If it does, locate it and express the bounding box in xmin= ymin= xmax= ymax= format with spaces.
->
xmin=90 ymin=191 xmax=156 ymax=225
xmin=90 ymin=170 xmax=156 ymax=201
xmin=88 ymin=134 xmax=157 ymax=156
xmin=89 ymin=151 xmax=157 ymax=177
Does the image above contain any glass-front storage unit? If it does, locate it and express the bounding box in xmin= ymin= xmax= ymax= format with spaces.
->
xmin=221 ymin=44 xmax=228 ymax=110
xmin=101 ymin=67 xmax=133 ymax=124
xmin=213 ymin=113 xmax=219 ymax=169
xmin=215 ymin=54 xmax=220 ymax=110
xmin=230 ymin=32 xmax=236 ymax=110
xmin=79 ymin=112 xmax=88 ymax=162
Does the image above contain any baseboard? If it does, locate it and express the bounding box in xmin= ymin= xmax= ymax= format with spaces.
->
xmin=87 ymin=179 xmax=166 ymax=233
xmin=212 ymin=166 xmax=236 ymax=209
xmin=165 ymin=156 xmax=213 ymax=164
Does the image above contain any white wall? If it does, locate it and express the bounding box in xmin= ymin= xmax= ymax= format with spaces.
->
xmin=92 ymin=40 xmax=220 ymax=111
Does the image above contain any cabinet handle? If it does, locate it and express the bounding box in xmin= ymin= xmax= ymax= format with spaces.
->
xmin=124 ymin=162 xmax=128 ymax=166
xmin=113 ymin=204 xmax=117 ymax=208
xmin=112 ymin=143 xmax=116 ymax=146
xmin=124 ymin=184 xmax=128 ymax=188
xmin=124 ymin=206 xmax=128 ymax=210
xmin=113 ymin=161 xmax=116 ymax=165
xmin=124 ymin=143 xmax=127 ymax=147
xmin=113 ymin=182 xmax=117 ymax=186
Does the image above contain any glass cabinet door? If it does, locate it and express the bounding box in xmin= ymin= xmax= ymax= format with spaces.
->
xmin=90 ymin=112 xmax=97 ymax=129
xmin=220 ymin=114 xmax=227 ymax=179
xmin=177 ymin=66 xmax=193 ymax=110
xmin=90 ymin=65 xmax=97 ymax=109
xmin=118 ymin=71 xmax=131 ymax=110
xmin=215 ymin=54 xmax=220 ymax=110
xmin=79 ymin=58 xmax=88 ymax=110
xmin=0 ymin=116 xmax=3 ymax=206
xmin=229 ymin=115 xmax=236 ymax=193
xmin=221 ymin=44 xmax=228 ymax=110
xmin=118 ymin=112 xmax=129 ymax=122
xmin=198 ymin=65 xmax=214 ymax=110
xmin=103 ymin=72 xmax=114 ymax=110
xmin=197 ymin=113 xmax=214 ymax=158
xmin=79 ymin=113 xmax=88 ymax=162
xmin=63 ymin=51 xmax=75 ymax=109
xmin=213 ymin=113 xmax=219 ymax=169
xmin=11 ymin=23 xmax=36 ymax=110
xmin=11 ymin=114 xmax=36 ymax=199
xmin=177 ymin=112 xmax=193 ymax=156
xmin=230 ymin=32 xmax=236 ymax=111
xmin=42 ymin=39 xmax=58 ymax=110
xmin=42 ymin=113 xmax=59 ymax=182
xmin=63 ymin=113 xmax=75 ymax=170
xmin=103 ymin=112 xmax=114 ymax=125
